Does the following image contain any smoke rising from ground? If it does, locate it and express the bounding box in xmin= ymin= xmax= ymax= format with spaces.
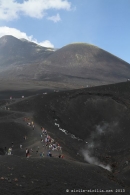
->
xmin=81 ymin=121 xmax=118 ymax=172
xmin=81 ymin=149 xmax=111 ymax=172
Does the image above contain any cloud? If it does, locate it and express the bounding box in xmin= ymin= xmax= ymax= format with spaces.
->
xmin=0 ymin=0 xmax=71 ymax=21
xmin=0 ymin=26 xmax=32 ymax=40
xmin=39 ymin=40 xmax=54 ymax=48
xmin=47 ymin=13 xmax=61 ymax=23
xmin=0 ymin=26 xmax=54 ymax=48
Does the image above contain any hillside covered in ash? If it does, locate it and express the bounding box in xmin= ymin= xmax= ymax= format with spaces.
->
xmin=0 ymin=81 xmax=130 ymax=194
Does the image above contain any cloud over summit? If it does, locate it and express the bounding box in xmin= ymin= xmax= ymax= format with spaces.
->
xmin=0 ymin=26 xmax=54 ymax=48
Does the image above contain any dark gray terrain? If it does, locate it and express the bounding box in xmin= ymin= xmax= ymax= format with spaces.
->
xmin=0 ymin=82 xmax=130 ymax=194
xmin=0 ymin=35 xmax=130 ymax=90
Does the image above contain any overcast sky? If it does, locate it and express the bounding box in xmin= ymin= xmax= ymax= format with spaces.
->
xmin=0 ymin=0 xmax=130 ymax=63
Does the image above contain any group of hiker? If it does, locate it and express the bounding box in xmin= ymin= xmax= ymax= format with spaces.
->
xmin=23 ymin=118 xmax=63 ymax=159
xmin=3 ymin=101 xmax=64 ymax=159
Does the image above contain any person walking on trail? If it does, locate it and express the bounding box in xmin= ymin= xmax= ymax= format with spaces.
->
xmin=49 ymin=153 xmax=52 ymax=157
xmin=8 ymin=148 xmax=12 ymax=155
xmin=36 ymin=147 xmax=39 ymax=154
xmin=47 ymin=151 xmax=52 ymax=157
xmin=28 ymin=122 xmax=31 ymax=126
xmin=20 ymin=144 xmax=22 ymax=149
xmin=59 ymin=154 xmax=64 ymax=158
xmin=45 ymin=137 xmax=47 ymax=143
xmin=43 ymin=129 xmax=47 ymax=135
xmin=27 ymin=149 xmax=30 ymax=158
xmin=40 ymin=152 xmax=42 ymax=157
xmin=42 ymin=128 xmax=45 ymax=134
xmin=26 ymin=148 xmax=28 ymax=157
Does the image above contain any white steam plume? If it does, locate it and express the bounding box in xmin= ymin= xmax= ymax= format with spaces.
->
xmin=80 ymin=121 xmax=118 ymax=172
xmin=81 ymin=149 xmax=111 ymax=172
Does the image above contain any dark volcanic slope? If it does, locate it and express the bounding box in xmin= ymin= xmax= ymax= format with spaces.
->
xmin=0 ymin=156 xmax=124 ymax=195
xmin=40 ymin=43 xmax=130 ymax=85
xmin=0 ymin=35 xmax=53 ymax=66
xmin=0 ymin=35 xmax=54 ymax=81
xmin=5 ymin=81 xmax=130 ymax=193
xmin=0 ymin=36 xmax=130 ymax=90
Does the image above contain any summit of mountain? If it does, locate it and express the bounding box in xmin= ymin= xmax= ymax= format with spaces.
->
xmin=0 ymin=36 xmax=130 ymax=90
xmin=38 ymin=42 xmax=130 ymax=86
xmin=43 ymin=42 xmax=129 ymax=69
xmin=0 ymin=35 xmax=54 ymax=67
